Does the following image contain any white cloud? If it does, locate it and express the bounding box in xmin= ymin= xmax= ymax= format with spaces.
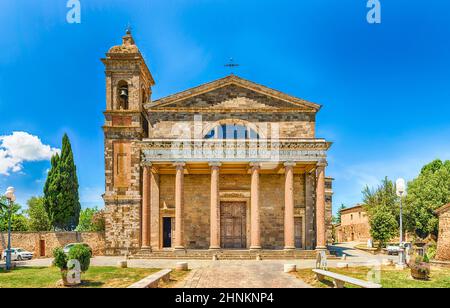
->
xmin=0 ymin=132 xmax=60 ymax=175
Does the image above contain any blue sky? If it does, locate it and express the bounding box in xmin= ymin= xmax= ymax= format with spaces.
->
xmin=1 ymin=0 xmax=449 ymax=214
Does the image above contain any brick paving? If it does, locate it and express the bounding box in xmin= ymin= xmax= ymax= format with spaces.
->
xmin=176 ymin=262 xmax=311 ymax=288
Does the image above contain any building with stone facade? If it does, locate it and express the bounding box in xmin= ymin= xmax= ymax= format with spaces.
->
xmin=436 ymin=203 xmax=450 ymax=261
xmin=101 ymin=30 xmax=333 ymax=256
xmin=335 ymin=205 xmax=371 ymax=243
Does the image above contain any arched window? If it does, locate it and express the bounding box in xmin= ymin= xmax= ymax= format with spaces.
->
xmin=204 ymin=124 xmax=260 ymax=140
xmin=117 ymin=81 xmax=129 ymax=110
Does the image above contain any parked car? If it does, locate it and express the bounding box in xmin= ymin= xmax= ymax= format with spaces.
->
xmin=2 ymin=248 xmax=33 ymax=261
xmin=63 ymin=243 xmax=93 ymax=256
xmin=386 ymin=243 xmax=412 ymax=255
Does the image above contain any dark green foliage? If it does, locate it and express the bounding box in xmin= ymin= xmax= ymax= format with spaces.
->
xmin=0 ymin=196 xmax=29 ymax=232
xmin=53 ymin=247 xmax=68 ymax=271
xmin=362 ymin=177 xmax=399 ymax=247
xmin=76 ymin=208 xmax=105 ymax=232
xmin=43 ymin=134 xmax=81 ymax=231
xmin=335 ymin=204 xmax=347 ymax=224
xmin=26 ymin=197 xmax=51 ymax=231
xmin=68 ymin=244 xmax=91 ymax=272
xmin=404 ymin=159 xmax=450 ymax=238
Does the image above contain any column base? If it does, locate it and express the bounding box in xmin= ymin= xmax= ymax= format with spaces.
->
xmin=140 ymin=246 xmax=152 ymax=252
xmin=284 ymin=246 xmax=296 ymax=251
xmin=209 ymin=246 xmax=221 ymax=250
xmin=315 ymin=246 xmax=327 ymax=251
xmin=250 ymin=246 xmax=262 ymax=251
xmin=173 ymin=246 xmax=186 ymax=251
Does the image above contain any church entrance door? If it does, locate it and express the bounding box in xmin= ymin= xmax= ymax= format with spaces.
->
xmin=220 ymin=202 xmax=247 ymax=249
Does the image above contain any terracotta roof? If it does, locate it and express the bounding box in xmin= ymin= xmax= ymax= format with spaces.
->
xmin=435 ymin=203 xmax=450 ymax=215
xmin=340 ymin=204 xmax=365 ymax=214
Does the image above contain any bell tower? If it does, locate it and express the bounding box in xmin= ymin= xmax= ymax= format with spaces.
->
xmin=101 ymin=29 xmax=154 ymax=255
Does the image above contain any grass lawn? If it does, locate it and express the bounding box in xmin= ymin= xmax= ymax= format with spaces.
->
xmin=0 ymin=266 xmax=186 ymax=288
xmin=295 ymin=266 xmax=450 ymax=288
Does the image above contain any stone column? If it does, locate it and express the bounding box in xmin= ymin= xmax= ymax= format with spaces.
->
xmin=209 ymin=162 xmax=221 ymax=250
xmin=284 ymin=162 xmax=296 ymax=250
xmin=250 ymin=163 xmax=262 ymax=250
xmin=141 ymin=164 xmax=151 ymax=250
xmin=174 ymin=162 xmax=186 ymax=251
xmin=315 ymin=161 xmax=327 ymax=250
xmin=150 ymin=165 xmax=160 ymax=251
xmin=304 ymin=171 xmax=315 ymax=250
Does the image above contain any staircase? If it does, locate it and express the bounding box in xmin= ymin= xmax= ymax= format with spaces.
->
xmin=131 ymin=249 xmax=336 ymax=260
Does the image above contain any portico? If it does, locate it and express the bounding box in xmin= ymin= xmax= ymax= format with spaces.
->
xmin=140 ymin=159 xmax=328 ymax=252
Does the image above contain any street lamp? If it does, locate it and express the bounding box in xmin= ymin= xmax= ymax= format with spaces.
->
xmin=4 ymin=187 xmax=16 ymax=271
xmin=395 ymin=178 xmax=406 ymax=269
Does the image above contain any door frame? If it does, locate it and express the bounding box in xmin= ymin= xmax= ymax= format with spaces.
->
xmin=159 ymin=213 xmax=175 ymax=250
xmin=219 ymin=196 xmax=250 ymax=249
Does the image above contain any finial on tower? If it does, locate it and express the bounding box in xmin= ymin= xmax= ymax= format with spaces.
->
xmin=126 ymin=23 xmax=132 ymax=35
xmin=122 ymin=23 xmax=135 ymax=46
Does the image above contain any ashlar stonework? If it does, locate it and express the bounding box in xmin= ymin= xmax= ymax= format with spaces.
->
xmin=101 ymin=30 xmax=333 ymax=255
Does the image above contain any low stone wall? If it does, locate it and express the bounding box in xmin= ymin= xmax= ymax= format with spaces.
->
xmin=0 ymin=232 xmax=105 ymax=258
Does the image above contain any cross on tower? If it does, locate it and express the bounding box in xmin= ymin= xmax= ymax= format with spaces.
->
xmin=126 ymin=23 xmax=132 ymax=34
xmin=224 ymin=58 xmax=240 ymax=75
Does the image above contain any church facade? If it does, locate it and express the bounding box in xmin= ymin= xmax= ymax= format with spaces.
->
xmin=101 ymin=31 xmax=333 ymax=255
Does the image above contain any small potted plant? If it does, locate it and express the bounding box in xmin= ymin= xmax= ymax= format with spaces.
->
xmin=53 ymin=244 xmax=92 ymax=287
xmin=409 ymin=254 xmax=431 ymax=281
xmin=53 ymin=247 xmax=74 ymax=286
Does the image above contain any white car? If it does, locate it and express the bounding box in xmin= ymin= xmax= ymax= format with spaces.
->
xmin=2 ymin=248 xmax=33 ymax=261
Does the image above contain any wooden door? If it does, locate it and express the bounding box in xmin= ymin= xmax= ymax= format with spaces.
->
xmin=220 ymin=202 xmax=246 ymax=249
xmin=39 ymin=240 xmax=46 ymax=257
xmin=294 ymin=217 xmax=303 ymax=249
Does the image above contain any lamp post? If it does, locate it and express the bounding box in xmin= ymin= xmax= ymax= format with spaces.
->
xmin=395 ymin=179 xmax=406 ymax=269
xmin=4 ymin=187 xmax=16 ymax=271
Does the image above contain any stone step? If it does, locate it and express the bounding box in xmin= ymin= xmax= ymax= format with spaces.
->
xmin=130 ymin=249 xmax=337 ymax=260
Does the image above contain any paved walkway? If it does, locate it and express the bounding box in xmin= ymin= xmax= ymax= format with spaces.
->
xmin=177 ymin=262 xmax=311 ymax=288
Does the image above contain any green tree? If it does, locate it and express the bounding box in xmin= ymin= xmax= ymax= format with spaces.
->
xmin=26 ymin=196 xmax=51 ymax=231
xmin=362 ymin=177 xmax=399 ymax=247
xmin=363 ymin=177 xmax=399 ymax=219
xmin=404 ymin=159 xmax=450 ymax=238
xmin=76 ymin=207 xmax=105 ymax=232
xmin=369 ymin=205 xmax=398 ymax=248
xmin=0 ymin=196 xmax=29 ymax=232
xmin=44 ymin=134 xmax=81 ymax=231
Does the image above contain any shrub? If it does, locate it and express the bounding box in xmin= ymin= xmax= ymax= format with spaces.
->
xmin=53 ymin=248 xmax=68 ymax=271
xmin=426 ymin=244 xmax=437 ymax=260
xmin=68 ymin=244 xmax=92 ymax=272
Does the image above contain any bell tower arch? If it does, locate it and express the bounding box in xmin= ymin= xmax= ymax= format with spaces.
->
xmin=101 ymin=29 xmax=155 ymax=254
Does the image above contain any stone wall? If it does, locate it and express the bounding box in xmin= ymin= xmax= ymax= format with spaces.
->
xmin=158 ymin=173 xmax=309 ymax=250
xmin=0 ymin=232 xmax=105 ymax=258
xmin=437 ymin=210 xmax=450 ymax=261
xmin=335 ymin=223 xmax=371 ymax=243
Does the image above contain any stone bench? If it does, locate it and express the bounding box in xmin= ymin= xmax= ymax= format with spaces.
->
xmin=312 ymin=269 xmax=382 ymax=289
xmin=127 ymin=269 xmax=172 ymax=288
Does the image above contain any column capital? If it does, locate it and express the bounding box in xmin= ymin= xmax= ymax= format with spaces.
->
xmin=173 ymin=162 xmax=186 ymax=169
xmin=249 ymin=162 xmax=262 ymax=170
xmin=209 ymin=162 xmax=222 ymax=168
xmin=141 ymin=161 xmax=152 ymax=168
xmin=316 ymin=159 xmax=328 ymax=168
xmin=284 ymin=162 xmax=297 ymax=168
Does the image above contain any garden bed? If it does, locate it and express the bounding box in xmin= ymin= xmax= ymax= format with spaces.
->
xmin=0 ymin=266 xmax=164 ymax=288
xmin=295 ymin=266 xmax=450 ymax=288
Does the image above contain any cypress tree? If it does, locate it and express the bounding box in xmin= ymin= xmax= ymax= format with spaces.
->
xmin=43 ymin=134 xmax=81 ymax=231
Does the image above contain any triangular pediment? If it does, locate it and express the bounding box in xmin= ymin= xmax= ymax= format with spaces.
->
xmin=146 ymin=75 xmax=321 ymax=112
